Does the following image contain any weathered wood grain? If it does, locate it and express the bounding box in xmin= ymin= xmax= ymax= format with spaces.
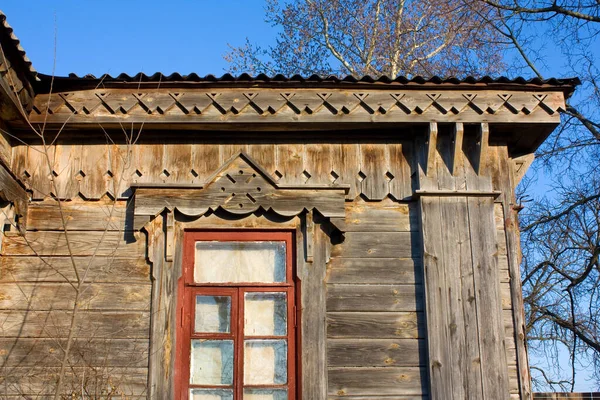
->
xmin=327 ymin=312 xmax=424 ymax=339
xmin=328 ymin=367 xmax=427 ymax=396
xmin=2 ymin=231 xmax=145 ymax=256
xmin=79 ymin=144 xmax=108 ymax=199
xmin=0 ymin=367 xmax=148 ymax=397
xmin=360 ymin=143 xmax=388 ymax=200
xmin=0 ymin=283 xmax=151 ymax=311
xmin=0 ymin=338 xmax=148 ymax=367
xmin=467 ymin=196 xmax=510 ymax=398
xmin=298 ymin=219 xmax=328 ymax=399
xmin=326 ymin=258 xmax=421 ymax=284
xmin=388 ymin=141 xmax=413 ymax=201
xmin=327 ymin=284 xmax=423 ymax=312
xmin=0 ymin=310 xmax=150 ymax=338
xmin=328 ymin=339 xmax=425 ymax=367
xmin=331 ymin=232 xmax=419 ymax=258
xmin=341 ymin=200 xmax=417 ymax=232
xmin=26 ymin=200 xmax=147 ymax=231
xmin=0 ymin=256 xmax=149 ymax=283
xmin=419 ymin=196 xmax=452 ymax=400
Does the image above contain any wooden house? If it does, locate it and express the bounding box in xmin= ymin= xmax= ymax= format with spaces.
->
xmin=0 ymin=11 xmax=580 ymax=400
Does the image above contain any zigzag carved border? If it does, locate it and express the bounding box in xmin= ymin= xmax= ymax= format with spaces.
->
xmin=29 ymin=89 xmax=565 ymax=125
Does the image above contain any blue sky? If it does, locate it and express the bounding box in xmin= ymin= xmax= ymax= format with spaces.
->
xmin=1 ymin=1 xmax=275 ymax=77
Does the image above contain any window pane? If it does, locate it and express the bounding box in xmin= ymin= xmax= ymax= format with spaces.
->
xmin=244 ymin=340 xmax=287 ymax=385
xmin=190 ymin=340 xmax=234 ymax=385
xmin=195 ymin=295 xmax=231 ymax=333
xmin=194 ymin=241 xmax=286 ymax=283
xmin=244 ymin=292 xmax=287 ymax=336
xmin=190 ymin=389 xmax=234 ymax=400
xmin=243 ymin=389 xmax=288 ymax=400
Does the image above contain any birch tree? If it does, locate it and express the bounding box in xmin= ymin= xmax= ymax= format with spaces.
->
xmin=225 ymin=0 xmax=505 ymax=77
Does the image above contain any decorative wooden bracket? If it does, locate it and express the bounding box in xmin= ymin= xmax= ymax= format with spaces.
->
xmin=134 ymin=152 xmax=347 ymax=222
xmin=135 ymin=152 xmax=348 ymax=257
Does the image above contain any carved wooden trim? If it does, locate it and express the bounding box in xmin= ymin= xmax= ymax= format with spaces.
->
xmin=29 ymin=89 xmax=565 ymax=126
xmin=134 ymin=152 xmax=347 ymax=227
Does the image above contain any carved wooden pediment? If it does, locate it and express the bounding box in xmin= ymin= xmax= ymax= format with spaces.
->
xmin=134 ymin=152 xmax=347 ymax=221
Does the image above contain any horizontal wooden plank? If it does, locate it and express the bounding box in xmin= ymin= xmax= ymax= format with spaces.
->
xmin=0 ymin=256 xmax=149 ymax=283
xmin=331 ymin=232 xmax=420 ymax=258
xmin=0 ymin=310 xmax=150 ymax=339
xmin=0 ymin=283 xmax=151 ymax=311
xmin=342 ymin=201 xmax=418 ymax=232
xmin=328 ymin=367 xmax=427 ymax=396
xmin=2 ymin=231 xmax=145 ymax=256
xmin=0 ymin=338 xmax=148 ymax=367
xmin=326 ymin=258 xmax=422 ymax=284
xmin=27 ymin=200 xmax=149 ymax=231
xmin=328 ymin=339 xmax=425 ymax=367
xmin=327 ymin=284 xmax=423 ymax=312
xmin=0 ymin=367 xmax=147 ymax=398
xmin=327 ymin=312 xmax=424 ymax=339
xmin=328 ymin=397 xmax=427 ymax=400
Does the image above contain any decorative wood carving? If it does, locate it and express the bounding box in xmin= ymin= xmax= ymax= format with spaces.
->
xmin=134 ymin=152 xmax=347 ymax=227
xmin=29 ymin=89 xmax=564 ymax=125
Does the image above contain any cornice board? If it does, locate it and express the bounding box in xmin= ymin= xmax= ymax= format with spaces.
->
xmin=28 ymin=88 xmax=565 ymax=125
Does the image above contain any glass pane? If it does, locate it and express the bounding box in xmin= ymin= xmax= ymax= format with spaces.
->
xmin=244 ymin=389 xmax=288 ymax=400
xmin=244 ymin=340 xmax=287 ymax=385
xmin=195 ymin=295 xmax=231 ymax=333
xmin=194 ymin=241 xmax=286 ymax=283
xmin=244 ymin=292 xmax=287 ymax=336
xmin=190 ymin=340 xmax=234 ymax=385
xmin=190 ymin=389 xmax=234 ymax=400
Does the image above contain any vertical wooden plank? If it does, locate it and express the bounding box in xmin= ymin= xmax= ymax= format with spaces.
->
xmin=134 ymin=144 xmax=164 ymax=184
xmin=163 ymin=143 xmax=192 ymax=184
xmin=419 ymin=196 xmax=451 ymax=400
xmin=443 ymin=197 xmax=484 ymax=399
xmin=107 ymin=143 xmax=134 ymax=199
xmin=339 ymin=143 xmax=360 ymax=200
xmin=246 ymin=143 xmax=276 ymax=177
xmin=11 ymin=145 xmax=29 ymax=189
xmin=387 ymin=141 xmax=412 ymax=201
xmin=27 ymin=144 xmax=52 ymax=199
xmin=219 ymin=143 xmax=246 ymax=165
xmin=360 ymin=143 xmax=388 ymax=200
xmin=497 ymin=145 xmax=532 ymax=399
xmin=276 ymin=143 xmax=304 ymax=185
xmin=305 ymin=143 xmax=332 ymax=185
xmin=436 ymin=126 xmax=456 ymax=191
xmin=79 ymin=144 xmax=108 ymax=199
xmin=467 ymin=196 xmax=510 ymax=398
xmin=191 ymin=144 xmax=219 ymax=184
xmin=52 ymin=143 xmax=81 ymax=199
xmin=299 ymin=215 xmax=328 ymax=399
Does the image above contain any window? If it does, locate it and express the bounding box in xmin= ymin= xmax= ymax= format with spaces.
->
xmin=177 ymin=231 xmax=298 ymax=400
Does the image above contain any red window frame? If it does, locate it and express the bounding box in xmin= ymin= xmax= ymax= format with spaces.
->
xmin=176 ymin=231 xmax=299 ymax=400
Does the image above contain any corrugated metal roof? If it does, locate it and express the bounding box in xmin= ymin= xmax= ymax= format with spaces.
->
xmin=59 ymin=72 xmax=579 ymax=87
xmin=0 ymin=10 xmax=37 ymax=77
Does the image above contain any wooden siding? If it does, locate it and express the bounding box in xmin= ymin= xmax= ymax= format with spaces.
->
xmin=0 ymin=199 xmax=149 ymax=399
xmin=326 ymin=199 xmax=427 ymax=398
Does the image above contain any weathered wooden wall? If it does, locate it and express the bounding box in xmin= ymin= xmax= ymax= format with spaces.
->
xmin=0 ymin=126 xmax=531 ymax=399
xmin=0 ymin=199 xmax=149 ymax=398
xmin=327 ymin=199 xmax=426 ymax=398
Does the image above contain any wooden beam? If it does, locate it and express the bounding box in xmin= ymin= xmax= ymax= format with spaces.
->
xmin=512 ymin=153 xmax=535 ymax=186
xmin=474 ymin=123 xmax=490 ymax=175
xmin=425 ymin=122 xmax=438 ymax=177
xmin=451 ymin=122 xmax=464 ymax=176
